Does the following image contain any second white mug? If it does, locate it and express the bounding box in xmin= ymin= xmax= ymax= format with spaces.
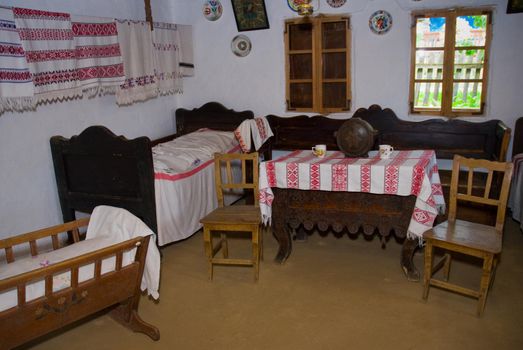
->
xmin=379 ymin=144 xmax=394 ymax=159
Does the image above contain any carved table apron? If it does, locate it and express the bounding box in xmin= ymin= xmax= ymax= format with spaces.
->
xmin=271 ymin=188 xmax=421 ymax=281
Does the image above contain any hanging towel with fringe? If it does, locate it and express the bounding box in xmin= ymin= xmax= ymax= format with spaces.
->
xmin=13 ymin=7 xmax=81 ymax=103
xmin=71 ymin=15 xmax=125 ymax=97
xmin=115 ymin=20 xmax=158 ymax=105
xmin=0 ymin=6 xmax=35 ymax=114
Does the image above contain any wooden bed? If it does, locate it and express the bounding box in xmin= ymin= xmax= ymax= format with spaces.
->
xmin=50 ymin=102 xmax=254 ymax=243
xmin=0 ymin=218 xmax=159 ymax=349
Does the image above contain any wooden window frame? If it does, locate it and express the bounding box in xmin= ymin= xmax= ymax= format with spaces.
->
xmin=409 ymin=8 xmax=492 ymax=117
xmin=284 ymin=15 xmax=351 ymax=114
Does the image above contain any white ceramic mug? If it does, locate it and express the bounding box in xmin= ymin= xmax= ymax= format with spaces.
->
xmin=312 ymin=144 xmax=327 ymax=158
xmin=379 ymin=144 xmax=394 ymax=159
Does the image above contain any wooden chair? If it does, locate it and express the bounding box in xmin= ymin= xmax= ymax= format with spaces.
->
xmin=422 ymin=155 xmax=513 ymax=316
xmin=200 ymin=152 xmax=262 ymax=281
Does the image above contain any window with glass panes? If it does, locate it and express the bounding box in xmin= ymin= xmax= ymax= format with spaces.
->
xmin=285 ymin=16 xmax=351 ymax=114
xmin=409 ymin=9 xmax=491 ymax=116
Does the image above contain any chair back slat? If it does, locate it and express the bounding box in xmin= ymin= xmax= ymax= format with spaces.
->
xmin=484 ymin=170 xmax=493 ymax=199
xmin=448 ymin=155 xmax=513 ymax=232
xmin=213 ymin=152 xmax=259 ymax=207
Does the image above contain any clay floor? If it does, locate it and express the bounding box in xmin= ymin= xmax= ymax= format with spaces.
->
xmin=21 ymin=217 xmax=523 ymax=350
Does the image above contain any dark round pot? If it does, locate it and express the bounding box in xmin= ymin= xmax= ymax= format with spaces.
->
xmin=336 ymin=118 xmax=377 ymax=157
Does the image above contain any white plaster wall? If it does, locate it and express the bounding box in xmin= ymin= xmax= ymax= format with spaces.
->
xmin=0 ymin=0 xmax=180 ymax=238
xmin=180 ymin=0 xmax=523 ymax=125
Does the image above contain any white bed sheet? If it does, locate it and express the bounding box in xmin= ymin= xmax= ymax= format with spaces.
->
xmin=153 ymin=129 xmax=242 ymax=246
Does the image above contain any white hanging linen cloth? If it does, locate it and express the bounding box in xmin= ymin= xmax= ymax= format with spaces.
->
xmin=178 ymin=24 xmax=194 ymax=77
xmin=86 ymin=205 xmax=161 ymax=300
xmin=116 ymin=20 xmax=158 ymax=105
xmin=71 ymin=15 xmax=125 ymax=96
xmin=13 ymin=7 xmax=81 ymax=103
xmin=152 ymin=22 xmax=183 ymax=95
xmin=0 ymin=6 xmax=35 ymax=114
xmin=234 ymin=116 xmax=274 ymax=152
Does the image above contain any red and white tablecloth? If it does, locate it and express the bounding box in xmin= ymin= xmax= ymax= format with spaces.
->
xmin=259 ymin=150 xmax=446 ymax=240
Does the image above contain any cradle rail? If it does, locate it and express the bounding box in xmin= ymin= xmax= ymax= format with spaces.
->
xmin=0 ymin=219 xmax=159 ymax=349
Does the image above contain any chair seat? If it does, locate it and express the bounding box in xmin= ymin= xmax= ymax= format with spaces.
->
xmin=424 ymin=219 xmax=502 ymax=254
xmin=200 ymin=205 xmax=261 ymax=226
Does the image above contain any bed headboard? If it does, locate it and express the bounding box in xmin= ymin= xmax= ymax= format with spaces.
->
xmin=176 ymin=101 xmax=254 ymax=136
xmin=50 ymin=126 xmax=157 ymax=234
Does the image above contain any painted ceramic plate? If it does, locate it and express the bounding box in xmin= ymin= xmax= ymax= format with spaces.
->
xmin=369 ymin=10 xmax=392 ymax=35
xmin=287 ymin=0 xmax=308 ymax=12
xmin=203 ymin=0 xmax=223 ymax=21
xmin=327 ymin=0 xmax=347 ymax=8
xmin=231 ymin=35 xmax=251 ymax=57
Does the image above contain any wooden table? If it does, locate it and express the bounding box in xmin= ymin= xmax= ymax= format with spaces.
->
xmin=259 ymin=150 xmax=445 ymax=281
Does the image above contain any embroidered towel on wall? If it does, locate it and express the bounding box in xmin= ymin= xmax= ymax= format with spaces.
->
xmin=0 ymin=7 xmax=35 ymax=114
xmin=178 ymin=24 xmax=194 ymax=77
xmin=152 ymin=22 xmax=182 ymax=95
xmin=116 ymin=20 xmax=158 ymax=105
xmin=13 ymin=7 xmax=81 ymax=103
xmin=71 ymin=15 xmax=125 ymax=97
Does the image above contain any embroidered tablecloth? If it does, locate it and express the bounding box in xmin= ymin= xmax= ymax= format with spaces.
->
xmin=259 ymin=150 xmax=446 ymax=240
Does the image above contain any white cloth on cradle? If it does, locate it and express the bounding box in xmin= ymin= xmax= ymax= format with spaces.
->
xmin=0 ymin=6 xmax=35 ymax=114
xmin=234 ymin=116 xmax=274 ymax=153
xmin=86 ymin=205 xmax=161 ymax=299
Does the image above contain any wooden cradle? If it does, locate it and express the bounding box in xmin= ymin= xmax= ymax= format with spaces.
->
xmin=0 ymin=219 xmax=159 ymax=349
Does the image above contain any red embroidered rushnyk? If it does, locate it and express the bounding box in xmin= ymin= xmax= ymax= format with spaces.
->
xmin=0 ymin=7 xmax=35 ymax=113
xmin=72 ymin=15 xmax=125 ymax=95
xmin=13 ymin=7 xmax=81 ymax=102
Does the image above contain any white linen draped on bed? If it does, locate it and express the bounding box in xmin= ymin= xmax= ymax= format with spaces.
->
xmin=153 ymin=129 xmax=242 ymax=246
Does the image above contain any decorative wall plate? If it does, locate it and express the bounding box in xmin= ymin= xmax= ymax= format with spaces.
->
xmin=327 ymin=0 xmax=346 ymax=8
xmin=203 ymin=0 xmax=223 ymax=21
xmin=369 ymin=10 xmax=393 ymax=35
xmin=231 ymin=35 xmax=252 ymax=57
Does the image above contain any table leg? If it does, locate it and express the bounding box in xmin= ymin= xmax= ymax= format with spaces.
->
xmin=401 ymin=238 xmax=420 ymax=282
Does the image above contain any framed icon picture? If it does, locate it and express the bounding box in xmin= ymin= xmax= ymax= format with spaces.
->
xmin=507 ymin=0 xmax=523 ymax=13
xmin=231 ymin=0 xmax=270 ymax=32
